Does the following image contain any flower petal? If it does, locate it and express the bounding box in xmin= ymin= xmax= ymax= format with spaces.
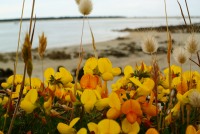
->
xmin=186 ymin=125 xmax=196 ymax=134
xmin=69 ymin=117 xmax=80 ymax=128
xmin=77 ymin=128 xmax=87 ymax=134
xmin=44 ymin=68 xmax=55 ymax=82
xmin=88 ymin=122 xmax=98 ymax=133
xmin=122 ymin=118 xmax=140 ymax=133
xmin=97 ymin=119 xmax=121 ymax=134
xmin=57 ymin=123 xmax=75 ymax=134
xmin=109 ymin=92 xmax=121 ymax=110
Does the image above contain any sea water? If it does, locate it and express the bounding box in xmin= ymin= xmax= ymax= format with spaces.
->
xmin=0 ymin=18 xmax=199 ymax=52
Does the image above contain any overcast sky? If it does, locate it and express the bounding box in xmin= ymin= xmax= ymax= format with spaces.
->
xmin=0 ymin=0 xmax=200 ymax=19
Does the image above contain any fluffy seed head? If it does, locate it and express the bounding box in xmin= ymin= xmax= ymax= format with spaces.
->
xmin=173 ymin=47 xmax=189 ymax=64
xmin=185 ymin=35 xmax=199 ymax=54
xmin=141 ymin=35 xmax=158 ymax=54
xmin=188 ymin=89 xmax=200 ymax=107
xmin=75 ymin=0 xmax=80 ymax=4
xmin=79 ymin=0 xmax=93 ymax=15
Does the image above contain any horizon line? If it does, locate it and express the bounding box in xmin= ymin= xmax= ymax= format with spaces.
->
xmin=1 ymin=15 xmax=200 ymax=22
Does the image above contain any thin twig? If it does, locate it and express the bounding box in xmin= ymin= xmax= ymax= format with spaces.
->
xmin=184 ymin=0 xmax=192 ymax=26
xmin=189 ymin=58 xmax=200 ymax=67
xmin=74 ymin=16 xmax=85 ymax=96
xmin=29 ymin=0 xmax=35 ymax=37
xmin=177 ymin=0 xmax=188 ymax=27
xmin=86 ymin=16 xmax=98 ymax=58
xmin=31 ymin=15 xmax=37 ymax=44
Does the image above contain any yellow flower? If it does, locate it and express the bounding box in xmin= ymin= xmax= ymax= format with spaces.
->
xmin=130 ymin=77 xmax=154 ymax=96
xmin=0 ymin=96 xmax=8 ymax=105
xmin=124 ymin=65 xmax=134 ymax=78
xmin=25 ymin=77 xmax=41 ymax=90
xmin=57 ymin=117 xmax=80 ymax=134
xmin=163 ymin=65 xmax=181 ymax=77
xmin=1 ymin=74 xmax=22 ymax=89
xmin=135 ymin=62 xmax=152 ymax=72
xmin=44 ymin=67 xmax=73 ymax=86
xmin=107 ymin=92 xmax=121 ymax=119
xmin=95 ymin=98 xmax=109 ymax=111
xmin=122 ymin=118 xmax=140 ymax=134
xmin=59 ymin=67 xmax=73 ymax=85
xmin=81 ymin=89 xmax=97 ymax=113
xmin=44 ymin=97 xmax=52 ymax=114
xmin=88 ymin=119 xmax=121 ymax=134
xmin=172 ymin=77 xmax=188 ymax=94
xmin=20 ymin=89 xmax=38 ymax=113
xmin=98 ymin=119 xmax=121 ymax=134
xmin=98 ymin=58 xmax=121 ymax=81
xmin=157 ymin=86 xmax=170 ymax=102
xmin=83 ymin=57 xmax=98 ymax=74
xmin=77 ymin=128 xmax=87 ymax=134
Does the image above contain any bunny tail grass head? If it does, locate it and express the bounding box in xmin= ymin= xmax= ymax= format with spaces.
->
xmin=173 ymin=47 xmax=189 ymax=64
xmin=79 ymin=0 xmax=93 ymax=15
xmin=75 ymin=0 xmax=80 ymax=5
xmin=188 ymin=89 xmax=200 ymax=107
xmin=185 ymin=35 xmax=199 ymax=54
xmin=141 ymin=35 xmax=158 ymax=54
xmin=22 ymin=33 xmax=32 ymax=64
xmin=38 ymin=32 xmax=47 ymax=59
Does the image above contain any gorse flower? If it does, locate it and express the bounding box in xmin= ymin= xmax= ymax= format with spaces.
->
xmin=185 ymin=35 xmax=199 ymax=54
xmin=173 ymin=47 xmax=189 ymax=64
xmin=79 ymin=0 xmax=93 ymax=15
xmin=141 ymin=35 xmax=158 ymax=54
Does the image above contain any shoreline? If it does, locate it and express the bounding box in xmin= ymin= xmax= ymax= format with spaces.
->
xmin=1 ymin=24 xmax=200 ymax=83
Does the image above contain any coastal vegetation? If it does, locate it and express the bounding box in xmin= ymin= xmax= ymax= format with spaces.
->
xmin=0 ymin=0 xmax=200 ymax=134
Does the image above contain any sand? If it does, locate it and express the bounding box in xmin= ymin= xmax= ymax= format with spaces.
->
xmin=1 ymin=26 xmax=200 ymax=87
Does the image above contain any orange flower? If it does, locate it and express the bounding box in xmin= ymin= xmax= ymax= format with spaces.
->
xmin=146 ymin=128 xmax=159 ymax=134
xmin=142 ymin=102 xmax=157 ymax=117
xmin=122 ymin=99 xmax=142 ymax=124
xmin=142 ymin=92 xmax=158 ymax=117
xmin=80 ymin=74 xmax=100 ymax=89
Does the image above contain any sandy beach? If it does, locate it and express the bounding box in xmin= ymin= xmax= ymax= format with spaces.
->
xmin=1 ymin=24 xmax=200 ymax=86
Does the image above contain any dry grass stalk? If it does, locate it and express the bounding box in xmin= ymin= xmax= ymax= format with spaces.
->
xmin=3 ymin=0 xmax=26 ymax=131
xmin=74 ymin=16 xmax=85 ymax=96
xmin=151 ymin=57 xmax=160 ymax=130
xmin=184 ymin=0 xmax=192 ymax=31
xmin=164 ymin=0 xmax=173 ymax=113
xmin=29 ymin=0 xmax=35 ymax=37
xmin=8 ymin=0 xmax=36 ymax=132
xmin=87 ymin=16 xmax=98 ymax=58
xmin=177 ymin=0 xmax=188 ymax=27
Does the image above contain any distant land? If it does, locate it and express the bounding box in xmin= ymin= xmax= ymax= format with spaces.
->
xmin=0 ymin=16 xmax=200 ymax=22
